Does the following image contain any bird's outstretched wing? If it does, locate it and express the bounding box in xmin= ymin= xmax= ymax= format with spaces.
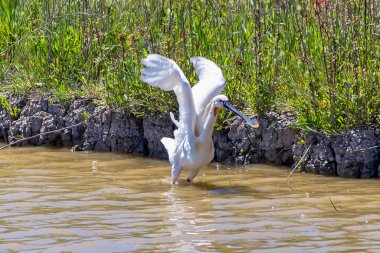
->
xmin=190 ymin=57 xmax=226 ymax=116
xmin=141 ymin=54 xmax=186 ymax=91
xmin=141 ymin=54 xmax=196 ymax=155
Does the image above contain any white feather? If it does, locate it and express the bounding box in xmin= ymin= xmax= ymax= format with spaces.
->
xmin=190 ymin=57 xmax=226 ymax=116
xmin=140 ymin=54 xmax=228 ymax=184
xmin=169 ymin=112 xmax=181 ymax=128
xmin=141 ymin=54 xmax=183 ymax=91
xmin=140 ymin=54 xmax=196 ymax=137
xmin=161 ymin=137 xmax=176 ymax=163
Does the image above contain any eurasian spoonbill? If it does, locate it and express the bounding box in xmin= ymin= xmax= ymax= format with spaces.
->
xmin=140 ymin=54 xmax=259 ymax=184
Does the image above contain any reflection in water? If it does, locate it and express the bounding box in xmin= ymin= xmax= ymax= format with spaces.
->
xmin=162 ymin=188 xmax=213 ymax=252
xmin=0 ymin=144 xmax=380 ymax=252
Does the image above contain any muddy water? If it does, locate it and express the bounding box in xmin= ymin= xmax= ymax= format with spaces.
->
xmin=0 ymin=144 xmax=379 ymax=253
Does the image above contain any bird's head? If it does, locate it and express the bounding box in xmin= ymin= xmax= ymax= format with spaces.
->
xmin=212 ymin=95 xmax=260 ymax=129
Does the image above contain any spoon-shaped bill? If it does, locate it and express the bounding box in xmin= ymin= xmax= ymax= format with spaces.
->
xmin=222 ymin=101 xmax=259 ymax=128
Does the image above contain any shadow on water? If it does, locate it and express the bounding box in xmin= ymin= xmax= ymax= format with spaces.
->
xmin=176 ymin=178 xmax=254 ymax=195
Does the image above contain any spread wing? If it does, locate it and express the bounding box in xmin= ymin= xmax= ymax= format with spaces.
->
xmin=190 ymin=57 xmax=226 ymax=116
xmin=140 ymin=54 xmax=196 ymax=141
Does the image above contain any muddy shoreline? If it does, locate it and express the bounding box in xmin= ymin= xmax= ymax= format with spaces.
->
xmin=1 ymin=94 xmax=379 ymax=178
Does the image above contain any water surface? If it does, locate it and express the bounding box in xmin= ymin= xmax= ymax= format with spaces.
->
xmin=0 ymin=144 xmax=379 ymax=252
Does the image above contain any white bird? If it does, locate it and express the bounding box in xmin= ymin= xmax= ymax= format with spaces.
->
xmin=140 ymin=54 xmax=259 ymax=184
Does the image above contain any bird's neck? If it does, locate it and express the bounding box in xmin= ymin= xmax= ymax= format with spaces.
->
xmin=199 ymin=103 xmax=219 ymax=141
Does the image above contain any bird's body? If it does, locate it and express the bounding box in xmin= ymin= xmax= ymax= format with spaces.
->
xmin=141 ymin=54 xmax=258 ymax=184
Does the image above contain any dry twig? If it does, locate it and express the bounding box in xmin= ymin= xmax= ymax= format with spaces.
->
xmin=0 ymin=122 xmax=84 ymax=151
xmin=329 ymin=197 xmax=343 ymax=213
xmin=286 ymin=143 xmax=312 ymax=182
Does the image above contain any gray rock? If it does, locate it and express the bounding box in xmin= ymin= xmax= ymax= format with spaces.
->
xmin=217 ymin=111 xmax=297 ymax=165
xmin=293 ymin=134 xmax=336 ymax=176
xmin=1 ymin=93 xmax=380 ymax=179
xmin=0 ymin=93 xmax=26 ymax=142
xmin=292 ymin=126 xmax=380 ymax=178
xmin=94 ymin=141 xmax=110 ymax=152
xmin=63 ymin=99 xmax=94 ymax=146
xmin=82 ymin=107 xmax=145 ymax=154
xmin=213 ymin=130 xmax=232 ymax=162
xmin=331 ymin=128 xmax=380 ymax=178
xmin=143 ymin=114 xmax=174 ymax=159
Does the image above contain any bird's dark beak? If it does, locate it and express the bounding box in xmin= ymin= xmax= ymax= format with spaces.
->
xmin=222 ymin=101 xmax=260 ymax=128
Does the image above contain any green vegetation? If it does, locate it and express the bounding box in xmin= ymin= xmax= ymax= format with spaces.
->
xmin=0 ymin=94 xmax=20 ymax=117
xmin=0 ymin=0 xmax=379 ymax=133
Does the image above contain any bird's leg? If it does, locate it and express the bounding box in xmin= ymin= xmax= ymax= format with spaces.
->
xmin=187 ymin=169 xmax=201 ymax=183
xmin=171 ymin=162 xmax=182 ymax=185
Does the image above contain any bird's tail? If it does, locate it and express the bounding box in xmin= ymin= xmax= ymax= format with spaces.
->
xmin=161 ymin=137 xmax=176 ymax=163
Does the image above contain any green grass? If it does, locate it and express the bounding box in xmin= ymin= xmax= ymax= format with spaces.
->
xmin=0 ymin=0 xmax=379 ymax=134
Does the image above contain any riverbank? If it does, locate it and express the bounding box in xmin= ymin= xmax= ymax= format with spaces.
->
xmin=1 ymin=94 xmax=379 ymax=178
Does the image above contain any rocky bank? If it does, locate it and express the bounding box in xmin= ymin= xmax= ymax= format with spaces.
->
xmin=1 ymin=94 xmax=379 ymax=178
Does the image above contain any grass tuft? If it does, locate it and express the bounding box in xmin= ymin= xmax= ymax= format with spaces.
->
xmin=0 ymin=0 xmax=379 ymax=133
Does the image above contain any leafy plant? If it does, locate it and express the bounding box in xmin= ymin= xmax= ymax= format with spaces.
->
xmin=0 ymin=94 xmax=20 ymax=117
xmin=0 ymin=0 xmax=379 ymax=133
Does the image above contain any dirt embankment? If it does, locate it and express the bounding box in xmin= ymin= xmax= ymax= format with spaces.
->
xmin=1 ymin=94 xmax=379 ymax=178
